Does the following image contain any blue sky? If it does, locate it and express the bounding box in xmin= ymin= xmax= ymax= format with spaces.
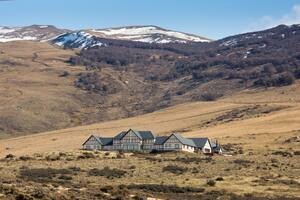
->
xmin=0 ymin=0 xmax=300 ymax=39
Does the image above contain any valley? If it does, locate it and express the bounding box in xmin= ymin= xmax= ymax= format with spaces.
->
xmin=0 ymin=83 xmax=300 ymax=156
xmin=0 ymin=23 xmax=300 ymax=200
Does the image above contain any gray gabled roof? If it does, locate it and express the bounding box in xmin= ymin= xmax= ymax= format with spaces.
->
xmin=82 ymin=135 xmax=102 ymax=146
xmin=154 ymin=136 xmax=168 ymax=145
xmin=82 ymin=135 xmax=114 ymax=146
xmin=116 ymin=129 xmax=155 ymax=140
xmin=114 ymin=131 xmax=127 ymax=140
xmin=189 ymin=138 xmax=210 ymax=149
xmin=171 ymin=133 xmax=196 ymax=147
xmin=97 ymin=137 xmax=114 ymax=146
xmin=211 ymin=142 xmax=222 ymax=151
xmin=135 ymin=130 xmax=155 ymax=140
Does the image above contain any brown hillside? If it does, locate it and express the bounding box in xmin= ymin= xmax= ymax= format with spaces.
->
xmin=0 ymin=83 xmax=300 ymax=157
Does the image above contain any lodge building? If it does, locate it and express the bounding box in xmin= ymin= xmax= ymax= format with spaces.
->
xmin=82 ymin=129 xmax=222 ymax=154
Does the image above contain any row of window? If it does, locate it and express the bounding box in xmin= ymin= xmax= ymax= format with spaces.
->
xmin=122 ymin=139 xmax=141 ymax=142
xmin=85 ymin=144 xmax=202 ymax=152
xmin=164 ymin=143 xmax=180 ymax=149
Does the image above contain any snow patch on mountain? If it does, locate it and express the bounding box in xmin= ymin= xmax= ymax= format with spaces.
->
xmin=0 ymin=27 xmax=18 ymax=34
xmin=90 ymin=26 xmax=211 ymax=43
xmin=0 ymin=25 xmax=68 ymax=43
xmin=53 ymin=31 xmax=105 ymax=49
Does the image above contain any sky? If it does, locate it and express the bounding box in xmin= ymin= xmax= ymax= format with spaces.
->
xmin=0 ymin=0 xmax=300 ymax=39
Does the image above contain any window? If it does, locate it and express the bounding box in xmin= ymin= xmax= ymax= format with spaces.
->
xmin=175 ymin=144 xmax=180 ymax=149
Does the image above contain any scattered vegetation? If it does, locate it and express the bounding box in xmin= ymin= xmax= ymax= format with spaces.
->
xmin=124 ymin=184 xmax=205 ymax=193
xmin=19 ymin=167 xmax=74 ymax=183
xmin=233 ymin=159 xmax=254 ymax=167
xmin=272 ymin=151 xmax=293 ymax=157
xmin=88 ymin=167 xmax=127 ymax=179
xmin=162 ymin=165 xmax=188 ymax=175
xmin=174 ymin=156 xmax=213 ymax=163
xmin=77 ymin=151 xmax=96 ymax=159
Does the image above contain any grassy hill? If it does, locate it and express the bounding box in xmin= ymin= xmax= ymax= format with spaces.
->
xmin=1 ymin=83 xmax=299 ymax=157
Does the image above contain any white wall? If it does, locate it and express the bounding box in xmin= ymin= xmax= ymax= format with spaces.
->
xmin=202 ymin=140 xmax=212 ymax=153
xmin=163 ymin=135 xmax=194 ymax=153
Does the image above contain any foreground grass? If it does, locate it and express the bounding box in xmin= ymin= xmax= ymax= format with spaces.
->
xmin=0 ymin=142 xmax=299 ymax=200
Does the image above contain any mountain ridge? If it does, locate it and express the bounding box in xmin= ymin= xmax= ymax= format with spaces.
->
xmin=0 ymin=24 xmax=211 ymax=47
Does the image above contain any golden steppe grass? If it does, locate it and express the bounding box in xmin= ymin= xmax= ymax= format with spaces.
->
xmin=0 ymin=82 xmax=300 ymax=157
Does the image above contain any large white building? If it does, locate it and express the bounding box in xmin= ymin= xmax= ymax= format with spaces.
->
xmin=82 ymin=129 xmax=221 ymax=154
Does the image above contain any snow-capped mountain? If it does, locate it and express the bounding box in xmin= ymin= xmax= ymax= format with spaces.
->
xmin=0 ymin=24 xmax=211 ymax=48
xmin=0 ymin=25 xmax=68 ymax=42
xmin=88 ymin=25 xmax=211 ymax=43
xmin=53 ymin=31 xmax=106 ymax=49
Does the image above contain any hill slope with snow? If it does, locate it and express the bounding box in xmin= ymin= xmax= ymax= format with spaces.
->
xmin=88 ymin=25 xmax=212 ymax=43
xmin=0 ymin=25 xmax=68 ymax=42
xmin=0 ymin=24 xmax=211 ymax=48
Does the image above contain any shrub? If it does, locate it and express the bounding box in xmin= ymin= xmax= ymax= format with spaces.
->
xmin=162 ymin=165 xmax=188 ymax=175
xmin=116 ymin=151 xmax=125 ymax=159
xmin=129 ymin=165 xmax=136 ymax=170
xmin=19 ymin=155 xmax=32 ymax=161
xmin=68 ymin=166 xmax=81 ymax=172
xmin=207 ymin=179 xmax=216 ymax=186
xmin=58 ymin=175 xmax=73 ymax=180
xmin=59 ymin=71 xmax=70 ymax=77
xmin=175 ymin=156 xmax=212 ymax=163
xmin=15 ymin=194 xmax=32 ymax=200
xmin=45 ymin=154 xmax=60 ymax=161
xmin=216 ymin=177 xmax=224 ymax=181
xmin=5 ymin=154 xmax=15 ymax=159
xmin=201 ymin=92 xmax=223 ymax=101
xmin=272 ymin=151 xmax=293 ymax=157
xmin=19 ymin=167 xmax=73 ymax=183
xmin=31 ymin=188 xmax=45 ymax=199
xmin=191 ymin=167 xmax=199 ymax=174
xmin=294 ymin=69 xmax=300 ymax=79
xmin=88 ymin=167 xmax=127 ymax=179
xmin=77 ymin=152 xmax=95 ymax=159
xmin=125 ymin=184 xmax=205 ymax=193
xmin=255 ymin=72 xmax=295 ymax=87
xmin=233 ymin=159 xmax=253 ymax=167
xmin=100 ymin=185 xmax=114 ymax=193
